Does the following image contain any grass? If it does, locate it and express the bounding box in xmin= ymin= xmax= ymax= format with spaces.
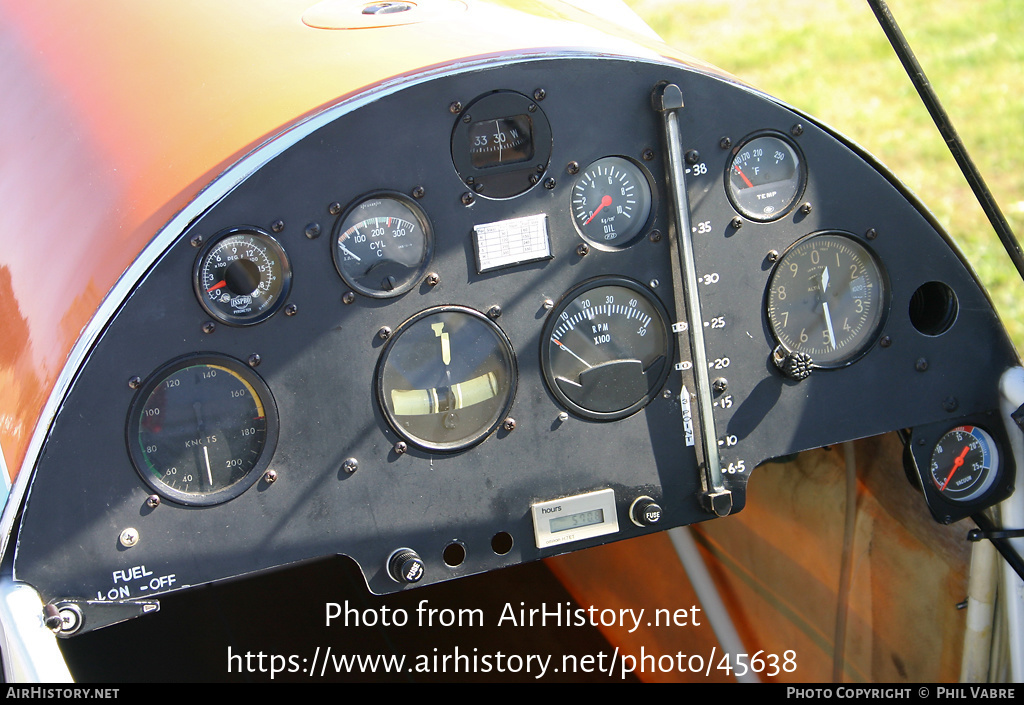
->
xmin=626 ymin=0 xmax=1024 ymax=349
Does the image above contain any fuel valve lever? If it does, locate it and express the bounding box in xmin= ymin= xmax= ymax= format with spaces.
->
xmin=654 ymin=83 xmax=732 ymax=517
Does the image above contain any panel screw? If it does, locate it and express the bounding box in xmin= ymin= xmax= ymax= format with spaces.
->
xmin=557 ymin=411 xmax=569 ymax=422
xmin=685 ymin=150 xmax=700 ymax=165
xmin=731 ymin=217 xmax=743 ymax=229
xmin=449 ymin=101 xmax=462 ymax=114
xmin=879 ymin=335 xmax=891 ymax=348
xmin=915 ymin=357 xmax=929 ymax=372
xmin=642 ymin=148 xmax=655 ymax=161
xmin=202 ymin=321 xmax=216 ymax=334
xmin=865 ymin=228 xmax=878 ymax=240
xmin=544 ymin=177 xmax=556 ymax=189
xmin=800 ymin=202 xmax=812 ymax=215
xmin=128 ymin=376 xmax=141 ymax=390
xmin=248 ymin=353 xmax=261 ymax=367
xmin=264 ymin=469 xmax=277 ymax=484
xmin=119 ymin=528 xmax=139 ymax=548
xmin=543 ymin=298 xmax=555 ymax=310
xmin=463 ymin=114 xmax=472 ymax=123
xmin=712 ymin=378 xmax=728 ymax=394
xmin=412 ymin=186 xmax=425 ymax=199
xmin=533 ymin=88 xmax=546 ymax=101
xmin=342 ymin=291 xmax=356 ymax=304
xmin=943 ymin=397 xmax=959 ymax=412
xmin=529 ymin=174 xmax=540 ymax=185
xmin=528 ymin=103 xmax=537 ymax=113
xmin=488 ymin=305 xmax=502 ymax=319
xmin=425 ymin=272 xmax=440 ymax=286
xmin=577 ymin=243 xmax=590 ymax=257
xmin=284 ymin=303 xmax=298 ymax=316
xmin=567 ymin=161 xmax=580 ymax=175
xmin=271 ymin=220 xmax=285 ymax=233
xmin=662 ymin=389 xmax=673 ymax=399
xmin=329 ymin=202 xmax=342 ymax=215
xmin=720 ymin=137 xmax=732 ymax=149
xmin=649 ymin=279 xmax=659 ymax=288
xmin=474 ymin=182 xmax=485 ymax=193
xmin=190 ymin=235 xmax=204 ymax=248
xmin=649 ymin=229 xmax=662 ymax=243
xmin=394 ymin=441 xmax=408 ymax=455
xmin=766 ymin=250 xmax=780 ymax=263
xmin=378 ymin=326 xmax=392 ymax=340
xmin=304 ymin=223 xmax=321 ymax=239
xmin=146 ymin=495 xmax=160 ymax=508
xmin=461 ymin=192 xmax=475 ymax=205
xmin=791 ymin=124 xmax=804 ymax=137
xmin=503 ymin=418 xmax=516 ymax=432
xmin=342 ymin=458 xmax=358 ymax=474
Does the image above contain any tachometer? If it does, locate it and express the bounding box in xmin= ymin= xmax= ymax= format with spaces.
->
xmin=332 ymin=192 xmax=433 ymax=298
xmin=126 ymin=354 xmax=278 ymax=506
xmin=541 ymin=277 xmax=671 ymax=420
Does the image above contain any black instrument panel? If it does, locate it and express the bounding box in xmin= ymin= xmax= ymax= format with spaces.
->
xmin=14 ymin=55 xmax=1017 ymax=618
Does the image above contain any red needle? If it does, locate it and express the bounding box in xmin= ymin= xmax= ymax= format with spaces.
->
xmin=940 ymin=445 xmax=971 ymax=491
xmin=733 ymin=165 xmax=754 ymax=188
xmin=206 ymin=280 xmax=227 ymax=293
xmin=585 ymin=194 xmax=613 ymax=225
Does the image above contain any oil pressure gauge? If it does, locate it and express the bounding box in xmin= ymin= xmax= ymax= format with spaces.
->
xmin=542 ymin=277 xmax=672 ymax=420
xmin=570 ymin=156 xmax=653 ymax=250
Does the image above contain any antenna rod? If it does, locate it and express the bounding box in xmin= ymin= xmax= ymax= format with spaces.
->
xmin=866 ymin=0 xmax=1024 ymax=281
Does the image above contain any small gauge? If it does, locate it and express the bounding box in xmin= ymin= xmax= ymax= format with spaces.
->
xmin=332 ymin=193 xmax=432 ymax=298
xmin=726 ymin=133 xmax=805 ymax=221
xmin=126 ymin=355 xmax=278 ymax=506
xmin=570 ymin=157 xmax=653 ymax=250
xmin=766 ymin=232 xmax=887 ymax=367
xmin=194 ymin=228 xmax=292 ymax=325
xmin=376 ymin=307 xmax=516 ymax=452
xmin=542 ymin=277 xmax=672 ymax=420
xmin=929 ymin=426 xmax=1000 ymax=502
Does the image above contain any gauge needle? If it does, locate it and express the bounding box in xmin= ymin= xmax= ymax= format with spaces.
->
xmin=206 ymin=280 xmax=227 ymax=293
xmin=940 ymin=446 xmax=971 ymax=491
xmin=338 ymin=238 xmax=362 ymax=261
xmin=203 ymin=444 xmax=213 ymax=486
xmin=733 ymin=165 xmax=754 ymax=188
xmin=821 ymin=266 xmax=836 ymax=349
xmin=585 ymin=195 xmax=613 ymax=225
xmin=552 ymin=338 xmax=592 ymax=368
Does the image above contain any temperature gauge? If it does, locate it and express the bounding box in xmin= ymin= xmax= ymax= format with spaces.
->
xmin=726 ymin=133 xmax=805 ymax=221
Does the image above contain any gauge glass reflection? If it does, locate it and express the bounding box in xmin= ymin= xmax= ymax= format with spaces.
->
xmin=377 ymin=307 xmax=516 ymax=451
xmin=127 ymin=355 xmax=278 ymax=506
xmin=542 ymin=278 xmax=671 ymax=420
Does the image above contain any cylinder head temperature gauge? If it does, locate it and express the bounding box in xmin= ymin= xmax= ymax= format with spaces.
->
xmin=541 ymin=277 xmax=672 ymax=421
xmin=194 ymin=228 xmax=292 ymax=325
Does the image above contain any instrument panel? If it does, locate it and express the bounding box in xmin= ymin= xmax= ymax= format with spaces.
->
xmin=13 ymin=55 xmax=1017 ymax=631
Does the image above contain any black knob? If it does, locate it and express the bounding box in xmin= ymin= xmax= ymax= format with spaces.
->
xmin=387 ymin=548 xmax=424 ymax=584
xmin=631 ymin=497 xmax=662 ymax=527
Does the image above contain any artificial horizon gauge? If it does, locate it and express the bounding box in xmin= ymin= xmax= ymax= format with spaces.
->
xmin=194 ymin=228 xmax=292 ymax=325
xmin=726 ymin=133 xmax=805 ymax=221
xmin=766 ymin=232 xmax=887 ymax=368
xmin=126 ymin=354 xmax=278 ymax=506
xmin=332 ymin=193 xmax=432 ymax=297
xmin=570 ymin=156 xmax=653 ymax=250
xmin=929 ymin=426 xmax=1000 ymax=502
xmin=541 ymin=277 xmax=672 ymax=420
xmin=376 ymin=307 xmax=516 ymax=452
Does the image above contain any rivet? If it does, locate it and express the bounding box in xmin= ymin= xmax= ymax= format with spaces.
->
xmin=943 ymin=397 xmax=959 ymax=412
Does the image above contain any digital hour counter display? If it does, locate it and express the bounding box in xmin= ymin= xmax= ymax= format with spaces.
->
xmin=531 ymin=489 xmax=618 ymax=549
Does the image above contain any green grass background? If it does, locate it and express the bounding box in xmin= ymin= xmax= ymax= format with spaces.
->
xmin=626 ymin=0 xmax=1024 ymax=350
